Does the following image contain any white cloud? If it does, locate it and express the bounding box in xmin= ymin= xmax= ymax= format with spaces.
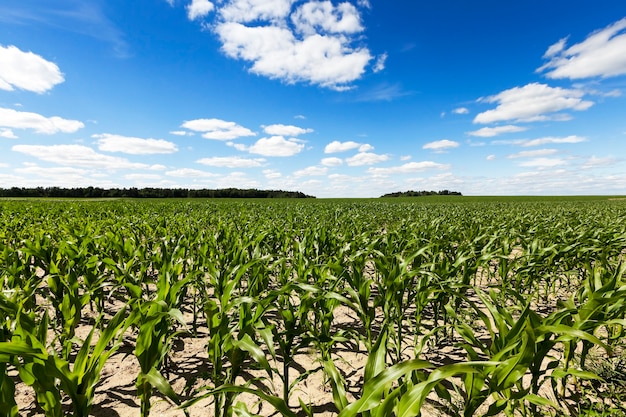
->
xmin=0 ymin=128 xmax=17 ymax=139
xmin=368 ymin=161 xmax=449 ymax=175
xmin=196 ymin=156 xmax=265 ymax=168
xmin=15 ymin=165 xmax=87 ymax=177
xmin=486 ymin=154 xmax=496 ymax=161
xmin=345 ymin=152 xmax=389 ymax=166
xmin=94 ymin=133 xmax=178 ymax=154
xmin=452 ymin=107 xmax=469 ymax=115
xmin=474 ymin=83 xmax=593 ymax=124
xmin=324 ymin=140 xmax=361 ymax=153
xmin=355 ymin=82 xmax=411 ymax=102
xmin=321 ymin=157 xmax=343 ymax=166
xmin=518 ymin=158 xmax=567 ymax=168
xmin=291 ymin=1 xmax=363 ymax=35
xmin=187 ymin=0 xmax=214 ymax=20
xmin=170 ymin=130 xmax=194 ymax=136
xmin=0 ymin=107 xmax=84 ymax=134
xmin=214 ymin=172 xmax=261 ymax=188
xmin=181 ymin=118 xmax=255 ymax=140
xmin=217 ymin=22 xmax=371 ymax=90
xmin=248 ymin=136 xmax=304 ymax=156
xmin=538 ymin=18 xmax=626 ymax=79
xmin=124 ymin=173 xmax=162 ymax=181
xmin=219 ymin=0 xmax=294 ymax=23
xmin=358 ymin=143 xmax=374 ymax=152
xmin=293 ymin=165 xmax=327 ymax=177
xmin=373 ymin=53 xmax=387 ymax=72
xmin=165 ymin=168 xmax=218 ymax=178
xmin=515 ymin=135 xmax=587 ymax=147
xmin=263 ymin=169 xmax=282 ymax=179
xmin=507 ymin=149 xmax=558 ymax=159
xmin=467 ymin=125 xmax=527 ymax=137
xmin=12 ymin=144 xmax=152 ymax=169
xmin=400 ymin=155 xmax=411 ymax=161
xmin=581 ymin=156 xmax=619 ymax=169
xmin=0 ymin=45 xmax=64 ymax=93
xmin=423 ymin=139 xmax=460 ymax=151
xmin=263 ymin=123 xmax=312 ymax=136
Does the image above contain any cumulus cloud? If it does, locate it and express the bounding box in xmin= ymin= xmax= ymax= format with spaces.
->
xmin=452 ymin=107 xmax=469 ymax=114
xmin=0 ymin=107 xmax=84 ymax=134
xmin=0 ymin=45 xmax=64 ymax=93
xmin=345 ymin=152 xmax=389 ymax=166
xmin=216 ymin=22 xmax=371 ymax=90
xmin=467 ymin=125 xmax=527 ymax=137
xmin=187 ymin=0 xmax=214 ymax=20
xmin=486 ymin=154 xmax=496 ymax=161
xmin=324 ymin=140 xmax=361 ymax=153
xmin=474 ymin=83 xmax=593 ymax=124
xmin=212 ymin=0 xmax=373 ymax=90
xmin=181 ymin=118 xmax=255 ymax=140
xmin=247 ymin=136 xmax=305 ymax=156
xmin=291 ymin=1 xmax=363 ymax=35
xmin=368 ymin=161 xmax=449 ymax=175
xmin=263 ymin=123 xmax=312 ymax=136
xmin=538 ymin=18 xmax=626 ymax=79
xmin=507 ymin=149 xmax=558 ymax=159
xmin=12 ymin=144 xmax=153 ymax=169
xmin=94 ymin=133 xmax=178 ymax=154
xmin=321 ymin=157 xmax=343 ymax=166
xmin=293 ymin=165 xmax=328 ymax=177
xmin=219 ymin=0 xmax=294 ymax=22
xmin=196 ymin=156 xmax=265 ymax=168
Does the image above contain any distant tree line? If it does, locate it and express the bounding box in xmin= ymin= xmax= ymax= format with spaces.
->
xmin=380 ymin=190 xmax=463 ymax=198
xmin=0 ymin=187 xmax=315 ymax=199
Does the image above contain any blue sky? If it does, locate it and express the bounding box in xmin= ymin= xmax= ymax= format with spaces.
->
xmin=1 ymin=0 xmax=625 ymax=197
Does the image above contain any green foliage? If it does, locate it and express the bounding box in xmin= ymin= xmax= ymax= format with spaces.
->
xmin=0 ymin=197 xmax=624 ymax=416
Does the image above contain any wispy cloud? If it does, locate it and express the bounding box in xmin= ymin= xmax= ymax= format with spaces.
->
xmin=354 ymin=83 xmax=412 ymax=102
xmin=0 ymin=1 xmax=130 ymax=57
xmin=368 ymin=161 xmax=449 ymax=175
xmin=423 ymin=139 xmax=460 ymax=152
xmin=506 ymin=149 xmax=558 ymax=159
xmin=196 ymin=156 xmax=265 ymax=168
xmin=493 ymin=135 xmax=587 ymax=147
xmin=538 ymin=18 xmax=626 ymax=79
xmin=12 ymin=144 xmax=156 ymax=169
xmin=467 ymin=125 xmax=527 ymax=137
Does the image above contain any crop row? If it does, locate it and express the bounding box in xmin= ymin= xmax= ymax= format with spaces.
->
xmin=0 ymin=198 xmax=625 ymax=416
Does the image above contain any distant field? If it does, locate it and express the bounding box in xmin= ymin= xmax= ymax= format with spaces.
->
xmin=1 ymin=198 xmax=625 ymax=416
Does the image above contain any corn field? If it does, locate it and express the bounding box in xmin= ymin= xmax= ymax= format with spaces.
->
xmin=1 ymin=197 xmax=625 ymax=416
